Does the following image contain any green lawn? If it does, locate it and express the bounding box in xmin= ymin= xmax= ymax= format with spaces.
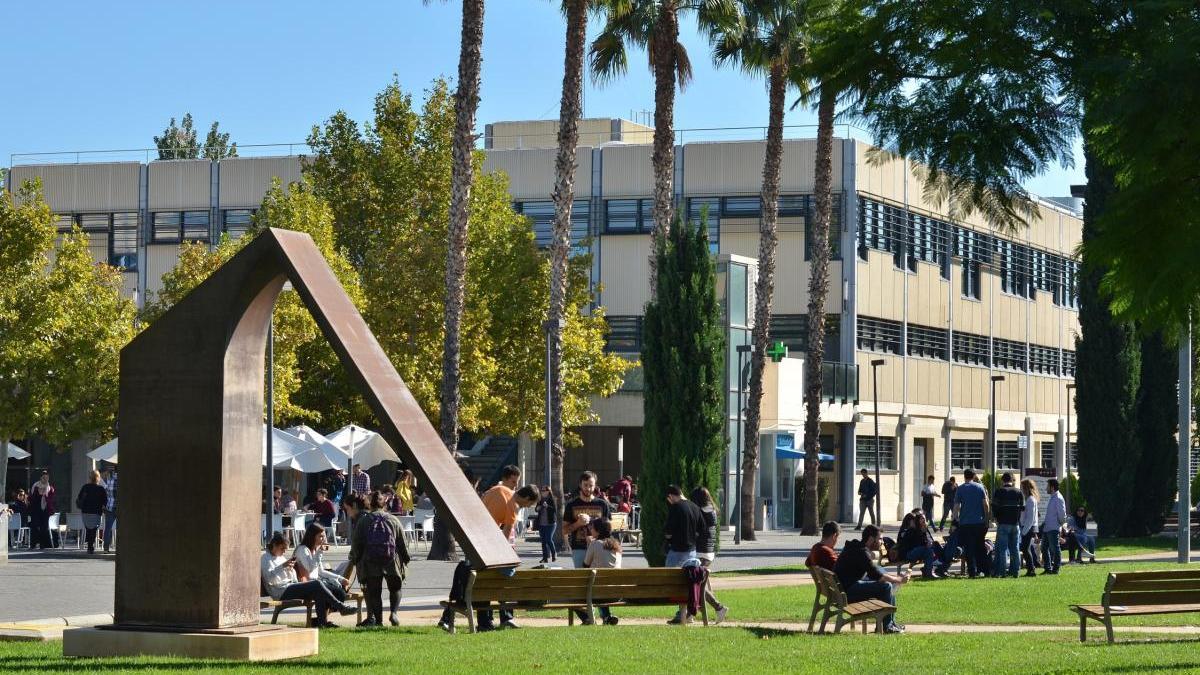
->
xmin=639 ymin=562 xmax=1200 ymax=627
xmin=4 ymin=626 xmax=1200 ymax=674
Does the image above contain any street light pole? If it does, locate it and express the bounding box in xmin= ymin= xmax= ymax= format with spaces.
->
xmin=990 ymin=375 xmax=1005 ymax=477
xmin=870 ymin=359 xmax=885 ymax=525
xmin=266 ymin=320 xmax=274 ymax=528
xmin=735 ymin=344 xmax=753 ymax=544
xmin=1179 ymin=320 xmax=1192 ymax=564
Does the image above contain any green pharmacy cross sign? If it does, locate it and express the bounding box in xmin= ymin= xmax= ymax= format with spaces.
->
xmin=767 ymin=341 xmax=788 ymax=362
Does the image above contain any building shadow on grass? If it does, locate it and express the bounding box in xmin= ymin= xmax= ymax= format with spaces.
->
xmin=0 ymin=656 xmax=361 ymax=672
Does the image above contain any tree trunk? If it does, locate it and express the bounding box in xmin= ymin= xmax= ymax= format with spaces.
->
xmin=801 ymin=90 xmax=837 ymax=536
xmin=739 ymin=65 xmax=788 ymax=541
xmin=647 ymin=7 xmax=679 ymax=299
xmin=431 ymin=0 xmax=485 ymax=562
xmin=549 ymin=0 xmax=588 ymax=554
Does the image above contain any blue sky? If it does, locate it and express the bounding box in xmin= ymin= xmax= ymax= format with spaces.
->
xmin=0 ymin=1 xmax=1082 ymax=197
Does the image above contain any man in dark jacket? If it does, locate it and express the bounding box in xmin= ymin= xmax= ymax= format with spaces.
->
xmin=855 ymin=469 xmax=878 ymax=530
xmin=991 ymin=472 xmax=1025 ymax=578
xmin=938 ymin=476 xmax=957 ymax=531
xmin=833 ymin=525 xmax=910 ymax=633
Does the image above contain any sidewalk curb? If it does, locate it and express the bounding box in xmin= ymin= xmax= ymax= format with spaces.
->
xmin=0 ymin=613 xmax=114 ymax=642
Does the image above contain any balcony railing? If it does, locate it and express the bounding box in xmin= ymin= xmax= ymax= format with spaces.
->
xmin=821 ymin=361 xmax=859 ymax=405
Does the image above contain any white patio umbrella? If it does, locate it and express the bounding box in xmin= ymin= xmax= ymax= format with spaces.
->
xmin=87 ymin=438 xmax=119 ymax=463
xmin=262 ymin=425 xmax=318 ymax=469
xmin=284 ymin=425 xmax=351 ymax=474
xmin=327 ymin=424 xmax=399 ymax=471
xmin=4 ymin=442 xmax=29 ymax=460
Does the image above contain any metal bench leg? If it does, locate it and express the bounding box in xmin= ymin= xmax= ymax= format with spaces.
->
xmin=819 ymin=607 xmax=834 ymax=634
xmin=834 ymin=615 xmax=847 ymax=634
xmin=1078 ymin=615 xmax=1086 ymax=642
xmin=1104 ymin=617 xmax=1114 ymax=644
xmin=568 ymin=610 xmax=575 ymax=627
xmin=807 ymin=597 xmax=821 ymax=633
xmin=272 ymin=607 xmax=284 ymax=625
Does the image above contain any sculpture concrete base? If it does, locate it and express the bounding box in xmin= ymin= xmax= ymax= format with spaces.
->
xmin=63 ymin=625 xmax=318 ymax=661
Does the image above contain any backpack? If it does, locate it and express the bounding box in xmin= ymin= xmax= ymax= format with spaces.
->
xmin=365 ymin=513 xmax=396 ymax=564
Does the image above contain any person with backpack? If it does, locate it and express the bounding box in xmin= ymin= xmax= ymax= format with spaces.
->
xmin=345 ymin=490 xmax=409 ymax=626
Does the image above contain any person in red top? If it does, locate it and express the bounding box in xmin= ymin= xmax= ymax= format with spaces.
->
xmin=805 ymin=521 xmax=841 ymax=571
xmin=307 ymin=489 xmax=337 ymax=528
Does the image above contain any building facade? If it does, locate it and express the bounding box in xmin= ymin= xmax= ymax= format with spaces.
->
xmin=6 ymin=118 xmax=1082 ymax=527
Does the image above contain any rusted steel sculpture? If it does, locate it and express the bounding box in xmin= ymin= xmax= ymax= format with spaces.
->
xmin=115 ymin=228 xmax=518 ymax=630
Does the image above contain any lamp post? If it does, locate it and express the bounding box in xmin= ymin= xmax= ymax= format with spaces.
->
xmin=617 ymin=433 xmax=624 ymax=482
xmin=990 ymin=375 xmax=1006 ymax=477
xmin=266 ymin=319 xmax=275 ymax=526
xmin=1179 ymin=320 xmax=1191 ymax=564
xmin=1065 ymin=382 xmax=1076 ymax=509
xmin=870 ymin=359 xmax=885 ymax=524
xmin=734 ymin=344 xmax=753 ymax=545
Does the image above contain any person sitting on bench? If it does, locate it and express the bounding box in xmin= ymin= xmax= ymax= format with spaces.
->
xmin=833 ymin=524 xmax=910 ymax=634
xmin=261 ymin=531 xmax=356 ymax=628
xmin=805 ymin=521 xmax=841 ymax=571
xmin=900 ymin=513 xmax=943 ymax=579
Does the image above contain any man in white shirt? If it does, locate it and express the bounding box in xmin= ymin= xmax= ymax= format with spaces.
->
xmin=1041 ymin=479 xmax=1068 ymax=575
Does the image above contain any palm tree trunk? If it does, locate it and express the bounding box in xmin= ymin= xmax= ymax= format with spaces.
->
xmin=648 ymin=6 xmax=679 ymax=299
xmin=548 ymin=0 xmax=588 ymax=552
xmin=739 ymin=65 xmax=787 ymax=541
xmin=801 ymin=89 xmax=837 ymax=536
xmin=431 ymin=0 xmax=485 ymax=562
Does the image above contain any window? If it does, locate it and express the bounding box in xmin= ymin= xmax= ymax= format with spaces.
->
xmin=110 ymin=213 xmax=138 ymax=270
xmin=604 ymin=198 xmax=650 ymax=233
xmin=1040 ymin=442 xmax=1056 ymax=469
xmin=1068 ymin=442 xmax=1078 ymax=471
xmin=993 ymin=337 xmax=1027 ymax=371
xmin=152 ymin=212 xmax=181 ymax=242
xmin=910 ymin=213 xmax=945 ymax=268
xmin=516 ymin=200 xmax=591 ymax=249
xmin=951 ymin=439 xmax=983 ymax=471
xmin=1030 ymin=345 xmax=1059 ymax=375
xmin=907 ymin=323 xmax=948 ymax=360
xmin=954 ymin=226 xmax=990 ymax=300
xmin=856 ymin=436 xmax=896 ymax=470
xmin=605 ymin=316 xmax=643 ymax=353
xmin=952 ymin=331 xmax=990 ymax=366
xmin=722 ymin=196 xmax=761 ymax=218
xmin=804 ymin=193 xmax=842 ymax=261
xmin=222 ymin=209 xmax=255 ymax=239
xmin=857 ymin=316 xmax=902 ymax=354
xmin=182 ymin=211 xmax=210 ymax=241
xmin=1061 ymin=349 xmax=1077 ymax=377
xmin=153 ymin=211 xmax=209 ymax=243
xmin=998 ymin=239 xmax=1033 ymax=299
xmin=53 ymin=214 xmax=76 ymax=232
xmin=79 ymin=213 xmax=109 ymax=232
xmin=685 ymin=197 xmax=720 ymax=251
xmin=996 ymin=441 xmax=1021 ymax=471
xmin=856 ymin=197 xmax=904 ymax=267
xmin=769 ymin=314 xmax=841 ymax=360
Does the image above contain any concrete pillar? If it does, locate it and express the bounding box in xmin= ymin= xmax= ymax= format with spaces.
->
xmin=1055 ymin=418 xmax=1068 ymax=480
xmin=896 ymin=420 xmax=910 ymax=517
xmin=839 ymin=422 xmax=857 ymax=523
xmin=1023 ymin=417 xmax=1035 ymax=471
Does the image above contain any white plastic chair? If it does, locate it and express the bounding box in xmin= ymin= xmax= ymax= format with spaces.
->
xmin=7 ymin=514 xmax=29 ymax=548
xmin=398 ymin=515 xmax=417 ymax=544
xmin=66 ymin=513 xmax=85 ymax=549
xmin=324 ymin=517 xmax=341 ymax=546
xmin=45 ymin=513 xmax=61 ymax=547
xmin=288 ymin=513 xmax=307 ymax=547
xmin=418 ymin=514 xmax=435 ymax=550
xmin=413 ymin=509 xmax=435 ymax=541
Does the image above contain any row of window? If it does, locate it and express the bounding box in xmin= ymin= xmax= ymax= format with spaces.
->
xmin=605 ymin=316 xmax=644 ymax=353
xmin=55 ymin=209 xmax=257 ymax=249
xmin=766 ymin=314 xmax=842 ymax=362
xmin=512 ymin=200 xmax=590 ymax=248
xmin=856 ymin=315 xmax=1077 ymax=377
xmin=54 ymin=212 xmax=139 ymax=270
xmin=857 ymin=438 xmax=1079 ymax=473
xmin=858 ymin=196 xmax=1081 ymax=307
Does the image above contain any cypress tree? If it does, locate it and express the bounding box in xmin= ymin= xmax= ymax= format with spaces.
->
xmin=640 ymin=216 xmax=725 ymax=566
xmin=1076 ymin=137 xmax=1142 ymax=537
xmin=1128 ymin=330 xmax=1178 ymax=535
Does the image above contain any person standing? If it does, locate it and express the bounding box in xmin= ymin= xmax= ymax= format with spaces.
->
xmin=393 ymin=470 xmax=415 ymax=514
xmin=805 ymin=521 xmax=841 ymax=571
xmin=921 ymin=475 xmax=940 ymax=525
xmin=479 ymin=467 xmax=538 ymax=630
xmin=562 ymin=471 xmax=611 ymax=569
xmin=535 ymin=485 xmax=558 ymax=563
xmin=663 ymin=485 xmax=704 ymax=625
xmin=692 ymin=487 xmax=729 ymax=623
xmin=952 ymin=469 xmax=990 ymax=578
xmin=990 ymin=473 xmax=1024 ymax=578
xmin=101 ymin=468 xmax=117 ymax=552
xmin=856 ymin=469 xmax=878 ymax=530
xmin=938 ymin=476 xmax=957 ymax=531
xmin=75 ymin=470 xmax=107 ymax=554
xmin=1042 ymin=478 xmax=1068 ymax=574
xmin=28 ymin=472 xmax=56 ymax=550
xmin=1019 ymin=479 xmax=1040 ymax=577
xmin=350 ymin=463 xmax=371 ymax=496
xmin=345 ymin=491 xmax=409 ymax=626
xmin=833 ymin=525 xmax=910 ymax=633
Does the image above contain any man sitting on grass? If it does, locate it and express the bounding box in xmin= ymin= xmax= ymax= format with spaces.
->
xmin=805 ymin=521 xmax=841 ymax=571
xmin=833 ymin=524 xmax=910 ymax=634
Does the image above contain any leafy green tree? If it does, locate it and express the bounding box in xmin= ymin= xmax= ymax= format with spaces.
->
xmin=640 ymin=217 xmax=725 ymax=566
xmin=202 ymin=121 xmax=238 ymax=160
xmin=142 ymin=181 xmax=368 ymax=427
xmin=154 ymin=113 xmax=200 ymax=160
xmin=0 ymin=180 xmax=134 ymax=504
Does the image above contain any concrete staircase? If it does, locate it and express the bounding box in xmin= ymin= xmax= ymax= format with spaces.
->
xmin=462 ymin=435 xmax=519 ymax=490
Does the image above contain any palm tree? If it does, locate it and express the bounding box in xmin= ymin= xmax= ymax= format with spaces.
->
xmin=427 ymin=0 xmax=486 ymax=562
xmin=591 ymin=0 xmax=734 ymax=297
xmin=709 ymin=0 xmax=811 ymax=540
xmin=547 ymin=0 xmax=593 ymax=553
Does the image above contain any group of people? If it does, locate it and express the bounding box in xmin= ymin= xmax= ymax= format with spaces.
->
xmin=5 ymin=468 xmax=117 ymax=553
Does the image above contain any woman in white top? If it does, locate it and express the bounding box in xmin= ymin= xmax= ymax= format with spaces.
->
xmin=295 ymin=523 xmax=350 ymax=601
xmin=261 ymin=531 xmax=353 ymax=628
xmin=1018 ymin=479 xmax=1041 ymax=577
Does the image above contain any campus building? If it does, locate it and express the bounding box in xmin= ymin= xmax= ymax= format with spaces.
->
xmin=5 ymin=117 xmax=1083 ymax=528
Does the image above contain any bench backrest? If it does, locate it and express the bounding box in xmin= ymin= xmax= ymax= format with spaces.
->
xmin=810 ymin=567 xmax=848 ymax=607
xmin=591 ymin=568 xmax=692 ymax=603
xmin=471 ymin=569 xmax=594 ymax=604
xmin=1102 ymin=570 xmax=1200 ymax=608
xmin=610 ymin=512 xmax=628 ymax=532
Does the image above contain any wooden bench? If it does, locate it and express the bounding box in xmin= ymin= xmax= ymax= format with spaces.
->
xmin=260 ymin=583 xmax=364 ymax=626
xmin=806 ymin=567 xmax=895 ymax=634
xmin=1070 ymin=569 xmax=1200 ymax=643
xmin=439 ymin=567 xmax=707 ymax=633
